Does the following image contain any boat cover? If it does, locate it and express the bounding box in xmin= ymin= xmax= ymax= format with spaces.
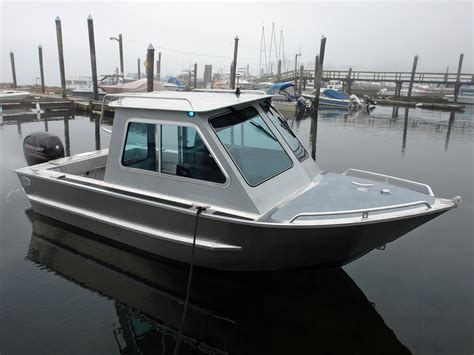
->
xmin=267 ymin=82 xmax=296 ymax=100
xmin=101 ymin=79 xmax=168 ymax=93
xmin=166 ymin=76 xmax=186 ymax=88
xmin=322 ymin=89 xmax=350 ymax=100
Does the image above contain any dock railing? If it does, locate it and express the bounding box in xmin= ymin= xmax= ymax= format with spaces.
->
xmin=272 ymin=69 xmax=474 ymax=85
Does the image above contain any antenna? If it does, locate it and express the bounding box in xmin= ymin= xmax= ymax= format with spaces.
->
xmin=259 ymin=26 xmax=267 ymax=77
xmin=268 ymin=23 xmax=276 ymax=74
xmin=278 ymin=29 xmax=286 ymax=72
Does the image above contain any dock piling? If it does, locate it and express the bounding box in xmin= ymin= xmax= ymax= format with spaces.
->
xmin=38 ymin=45 xmax=46 ymax=93
xmin=156 ymin=52 xmax=161 ymax=81
xmin=55 ymin=17 xmax=67 ymax=98
xmin=298 ymin=65 xmax=304 ymax=95
xmin=230 ymin=36 xmax=239 ymax=90
xmin=87 ymin=15 xmax=99 ymax=101
xmin=9 ymin=50 xmax=17 ymax=88
xmin=346 ymin=67 xmax=352 ymax=94
xmin=294 ymin=53 xmax=300 ymax=89
xmin=312 ymin=35 xmax=327 ymax=109
xmin=146 ymin=44 xmax=155 ymax=92
xmin=137 ymin=58 xmax=141 ymax=79
xmin=118 ymin=34 xmax=124 ymax=75
xmin=454 ymin=53 xmax=464 ymax=103
xmin=193 ymin=63 xmax=197 ymax=89
xmin=406 ymin=55 xmax=418 ymax=101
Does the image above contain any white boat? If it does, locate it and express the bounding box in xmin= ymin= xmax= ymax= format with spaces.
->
xmin=101 ymin=79 xmax=167 ymax=94
xmin=0 ymin=90 xmax=31 ymax=102
xmin=379 ymin=85 xmax=454 ymax=98
xmin=327 ymin=80 xmax=343 ymax=91
xmin=445 ymin=85 xmax=474 ymax=104
xmin=16 ymin=91 xmax=461 ymax=271
xmin=303 ymin=88 xmax=352 ymax=109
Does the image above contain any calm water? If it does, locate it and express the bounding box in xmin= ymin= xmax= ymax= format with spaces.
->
xmin=0 ymin=106 xmax=473 ymax=354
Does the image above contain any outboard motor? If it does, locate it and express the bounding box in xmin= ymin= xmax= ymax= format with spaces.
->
xmin=23 ymin=132 xmax=65 ymax=166
xmin=296 ymin=96 xmax=307 ymax=115
xmin=362 ymin=95 xmax=377 ymax=112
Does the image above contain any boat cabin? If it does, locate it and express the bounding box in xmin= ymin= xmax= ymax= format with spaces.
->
xmin=102 ymin=91 xmax=319 ymax=216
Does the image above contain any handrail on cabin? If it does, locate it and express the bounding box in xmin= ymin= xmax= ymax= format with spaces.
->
xmin=99 ymin=93 xmax=195 ymax=134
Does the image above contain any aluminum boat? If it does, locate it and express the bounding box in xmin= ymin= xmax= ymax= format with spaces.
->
xmin=15 ymin=91 xmax=461 ymax=270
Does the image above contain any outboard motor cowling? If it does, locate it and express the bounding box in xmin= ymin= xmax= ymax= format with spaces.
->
xmin=23 ymin=132 xmax=65 ymax=166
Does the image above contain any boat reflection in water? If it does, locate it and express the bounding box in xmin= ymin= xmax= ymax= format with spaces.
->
xmin=26 ymin=210 xmax=411 ymax=355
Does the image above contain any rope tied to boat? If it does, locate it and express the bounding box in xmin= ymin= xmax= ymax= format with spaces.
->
xmin=173 ymin=204 xmax=207 ymax=355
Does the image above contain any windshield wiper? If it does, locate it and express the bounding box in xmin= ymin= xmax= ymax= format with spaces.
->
xmin=248 ymin=120 xmax=277 ymax=141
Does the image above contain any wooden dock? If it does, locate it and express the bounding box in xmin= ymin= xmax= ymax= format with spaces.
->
xmin=271 ymin=69 xmax=474 ymax=86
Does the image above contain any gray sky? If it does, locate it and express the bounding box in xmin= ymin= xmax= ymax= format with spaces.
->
xmin=1 ymin=1 xmax=472 ymax=86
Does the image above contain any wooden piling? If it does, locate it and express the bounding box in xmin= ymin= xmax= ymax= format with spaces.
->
xmin=312 ymin=35 xmax=327 ymax=109
xmin=454 ymin=53 xmax=464 ymax=103
xmin=118 ymin=34 xmax=124 ymax=75
xmin=137 ymin=58 xmax=141 ymax=79
xmin=55 ymin=17 xmax=67 ymax=98
xmin=394 ymin=81 xmax=402 ymax=100
xmin=277 ymin=59 xmax=282 ymax=80
xmin=402 ymin=108 xmax=409 ymax=154
xmin=193 ymin=63 xmax=197 ymax=89
xmin=230 ymin=36 xmax=239 ymax=90
xmin=156 ymin=52 xmax=161 ymax=81
xmin=406 ymin=55 xmax=418 ymax=101
xmin=9 ymin=50 xmax=17 ymax=88
xmin=87 ymin=15 xmax=99 ymax=101
xmin=95 ymin=114 xmax=101 ymax=150
xmin=298 ymin=65 xmax=304 ymax=95
xmin=38 ymin=45 xmax=46 ymax=93
xmin=64 ymin=114 xmax=71 ymax=157
xmin=146 ymin=44 xmax=155 ymax=92
xmin=346 ymin=67 xmax=352 ymax=94
xmin=294 ymin=53 xmax=299 ymax=89
xmin=309 ymin=114 xmax=317 ymax=161
xmin=445 ymin=111 xmax=455 ymax=152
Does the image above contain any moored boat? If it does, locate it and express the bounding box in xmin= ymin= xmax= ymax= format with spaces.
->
xmin=445 ymin=85 xmax=474 ymax=104
xmin=303 ymin=88 xmax=351 ymax=109
xmin=267 ymin=82 xmax=298 ymax=116
xmin=15 ymin=91 xmax=461 ymax=270
xmin=0 ymin=90 xmax=31 ymax=102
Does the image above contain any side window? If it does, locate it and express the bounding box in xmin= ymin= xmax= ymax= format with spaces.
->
xmin=161 ymin=125 xmax=226 ymax=184
xmin=122 ymin=122 xmax=157 ymax=171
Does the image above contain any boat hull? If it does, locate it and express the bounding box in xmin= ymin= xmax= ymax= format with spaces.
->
xmin=0 ymin=92 xmax=31 ymax=102
xmin=272 ymin=101 xmax=297 ymax=117
xmin=18 ymin=171 xmax=448 ymax=271
xmin=444 ymin=94 xmax=474 ymax=105
xmin=319 ymin=97 xmax=350 ymax=108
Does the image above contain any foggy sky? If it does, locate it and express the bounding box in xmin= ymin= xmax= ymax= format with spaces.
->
xmin=1 ymin=1 xmax=472 ymax=86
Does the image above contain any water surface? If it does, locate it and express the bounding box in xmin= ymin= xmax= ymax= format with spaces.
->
xmin=0 ymin=106 xmax=472 ymax=354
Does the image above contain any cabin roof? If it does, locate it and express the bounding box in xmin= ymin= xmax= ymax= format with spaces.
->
xmin=108 ymin=91 xmax=272 ymax=113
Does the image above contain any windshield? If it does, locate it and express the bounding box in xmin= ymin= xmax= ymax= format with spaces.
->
xmin=210 ymin=106 xmax=293 ymax=186
xmin=261 ymin=102 xmax=309 ymax=161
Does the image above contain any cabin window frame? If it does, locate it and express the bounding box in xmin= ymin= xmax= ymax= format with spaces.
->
xmin=259 ymin=102 xmax=309 ymax=162
xmin=120 ymin=118 xmax=230 ymax=188
xmin=208 ymin=105 xmax=294 ymax=187
xmin=121 ymin=121 xmax=157 ymax=170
